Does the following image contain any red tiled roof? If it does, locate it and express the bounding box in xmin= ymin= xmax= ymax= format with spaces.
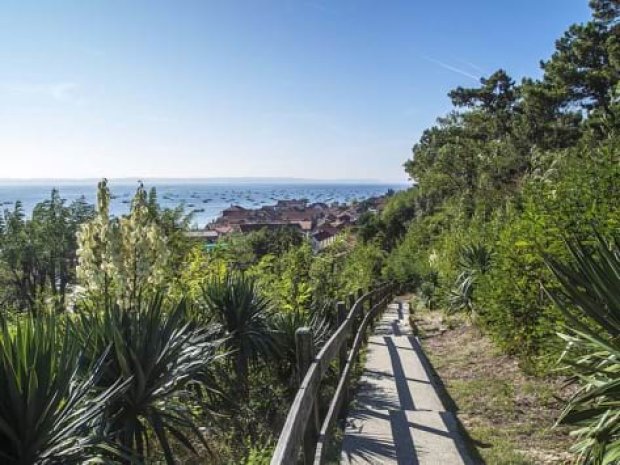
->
xmin=223 ymin=205 xmax=246 ymax=212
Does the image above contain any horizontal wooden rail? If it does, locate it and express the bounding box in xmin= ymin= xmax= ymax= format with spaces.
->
xmin=270 ymin=283 xmax=394 ymax=465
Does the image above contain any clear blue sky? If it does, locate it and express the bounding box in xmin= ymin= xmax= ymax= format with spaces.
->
xmin=0 ymin=1 xmax=591 ymax=182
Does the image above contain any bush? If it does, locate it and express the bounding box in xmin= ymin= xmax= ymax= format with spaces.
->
xmin=476 ymin=138 xmax=619 ymax=359
xmin=0 ymin=316 xmax=120 ymax=465
xmin=71 ymin=295 xmax=223 ymax=464
xmin=546 ymin=233 xmax=620 ymax=464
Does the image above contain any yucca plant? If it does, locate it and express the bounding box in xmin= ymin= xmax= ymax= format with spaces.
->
xmin=0 ymin=315 xmax=120 ymax=465
xmin=200 ymin=272 xmax=276 ymax=397
xmin=270 ymin=303 xmax=332 ymax=387
xmin=447 ymin=272 xmax=475 ymax=315
xmin=71 ymin=294 xmax=224 ymax=465
xmin=546 ymin=232 xmax=620 ymax=465
xmin=458 ymin=243 xmax=493 ymax=274
xmin=448 ymin=243 xmax=493 ymax=319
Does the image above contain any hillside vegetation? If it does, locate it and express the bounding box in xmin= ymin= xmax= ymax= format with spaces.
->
xmin=357 ymin=1 xmax=619 ymax=462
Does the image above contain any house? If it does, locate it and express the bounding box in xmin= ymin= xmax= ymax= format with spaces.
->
xmin=337 ymin=212 xmax=353 ymax=224
xmin=186 ymin=230 xmax=219 ymax=243
xmin=311 ymin=227 xmax=338 ymax=251
xmin=309 ymin=202 xmax=329 ymax=210
xmin=276 ymin=199 xmax=307 ymax=209
xmin=238 ymin=222 xmax=304 ymax=233
xmin=221 ymin=205 xmax=248 ymax=220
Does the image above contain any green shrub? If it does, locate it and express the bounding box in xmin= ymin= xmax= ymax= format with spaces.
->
xmin=546 ymin=233 xmax=620 ymax=464
xmin=71 ymin=295 xmax=223 ymax=464
xmin=479 ymin=138 xmax=618 ymax=356
xmin=0 ymin=316 xmax=121 ymax=465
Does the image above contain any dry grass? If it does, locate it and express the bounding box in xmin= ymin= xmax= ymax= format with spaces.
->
xmin=410 ymin=298 xmax=575 ymax=465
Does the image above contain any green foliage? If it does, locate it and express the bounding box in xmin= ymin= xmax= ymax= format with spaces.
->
xmin=270 ymin=304 xmax=332 ymax=386
xmin=458 ymin=243 xmax=493 ymax=274
xmin=447 ymin=243 xmax=493 ymax=318
xmin=248 ymin=241 xmax=314 ymax=313
xmin=71 ymin=295 xmax=223 ymax=464
xmin=447 ymin=272 xmax=475 ymax=315
xmin=0 ymin=315 xmax=120 ymax=465
xmin=358 ymin=188 xmax=418 ymax=250
xmin=0 ymin=190 xmax=95 ymax=313
xmin=308 ymin=236 xmax=349 ymax=302
xmin=200 ymin=272 xmax=276 ymax=394
xmin=546 ymin=234 xmax=620 ymax=464
xmin=178 ymin=244 xmax=230 ymax=300
xmin=541 ymin=0 xmax=619 ymax=117
xmin=340 ymin=241 xmax=386 ymax=295
xmin=418 ymin=281 xmax=437 ymax=310
xmin=242 ymin=442 xmax=273 ymax=465
xmin=244 ymin=226 xmax=304 ymax=261
xmin=384 ymin=211 xmax=448 ymax=286
xmin=474 ymin=136 xmax=619 ymax=357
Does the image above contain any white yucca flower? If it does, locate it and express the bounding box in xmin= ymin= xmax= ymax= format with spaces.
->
xmin=75 ymin=180 xmax=172 ymax=307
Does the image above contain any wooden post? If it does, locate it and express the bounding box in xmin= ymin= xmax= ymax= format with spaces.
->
xmin=296 ymin=327 xmax=313 ymax=385
xmin=336 ymin=301 xmax=349 ymax=419
xmin=296 ymin=327 xmax=317 ymax=465
xmin=336 ymin=302 xmax=348 ymax=372
xmin=356 ymin=288 xmax=365 ymax=339
xmin=348 ymin=292 xmax=355 ymax=312
xmin=357 ymin=288 xmax=364 ymax=312
xmin=359 ymin=287 xmax=368 ymax=343
xmin=347 ymin=292 xmax=357 ymax=342
xmin=368 ymin=286 xmax=376 ymax=331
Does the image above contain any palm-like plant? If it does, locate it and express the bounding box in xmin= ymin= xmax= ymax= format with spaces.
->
xmin=448 ymin=243 xmax=493 ymax=318
xmin=0 ymin=316 xmax=120 ymax=465
xmin=200 ymin=272 xmax=276 ymax=396
xmin=270 ymin=303 xmax=332 ymax=387
xmin=458 ymin=243 xmax=493 ymax=274
xmin=447 ymin=272 xmax=475 ymax=314
xmin=546 ymin=233 xmax=620 ymax=464
xmin=71 ymin=295 xmax=224 ymax=464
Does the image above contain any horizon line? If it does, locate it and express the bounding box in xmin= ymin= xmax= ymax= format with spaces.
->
xmin=0 ymin=176 xmax=410 ymax=185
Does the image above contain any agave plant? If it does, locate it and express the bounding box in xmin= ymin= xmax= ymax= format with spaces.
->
xmin=447 ymin=243 xmax=493 ymax=318
xmin=0 ymin=316 xmax=120 ymax=465
xmin=200 ymin=272 xmax=276 ymax=396
xmin=546 ymin=232 xmax=620 ymax=465
xmin=458 ymin=243 xmax=493 ymax=274
xmin=71 ymin=295 xmax=224 ymax=464
xmin=447 ymin=272 xmax=476 ymax=315
xmin=270 ymin=302 xmax=332 ymax=387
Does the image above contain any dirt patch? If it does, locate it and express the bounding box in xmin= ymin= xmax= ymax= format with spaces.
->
xmin=411 ymin=300 xmax=575 ymax=465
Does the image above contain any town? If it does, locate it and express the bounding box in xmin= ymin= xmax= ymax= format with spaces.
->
xmin=186 ymin=195 xmax=389 ymax=251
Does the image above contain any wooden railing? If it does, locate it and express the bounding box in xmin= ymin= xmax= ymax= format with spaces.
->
xmin=270 ymin=283 xmax=394 ymax=465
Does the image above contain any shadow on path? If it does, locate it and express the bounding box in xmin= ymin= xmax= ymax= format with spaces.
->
xmin=407 ymin=335 xmax=487 ymax=465
xmin=385 ymin=336 xmax=415 ymax=410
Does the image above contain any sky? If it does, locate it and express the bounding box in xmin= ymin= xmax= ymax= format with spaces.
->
xmin=0 ymin=1 xmax=592 ymax=183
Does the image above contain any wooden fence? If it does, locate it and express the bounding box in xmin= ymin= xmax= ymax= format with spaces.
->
xmin=270 ymin=283 xmax=394 ymax=465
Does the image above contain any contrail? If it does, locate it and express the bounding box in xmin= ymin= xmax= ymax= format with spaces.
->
xmin=422 ymin=56 xmax=480 ymax=81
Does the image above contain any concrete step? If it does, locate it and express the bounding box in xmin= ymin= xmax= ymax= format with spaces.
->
xmin=355 ymin=335 xmax=445 ymax=413
xmin=341 ymin=410 xmax=474 ymax=465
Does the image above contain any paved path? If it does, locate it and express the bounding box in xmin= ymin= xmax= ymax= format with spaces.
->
xmin=340 ymin=299 xmax=476 ymax=465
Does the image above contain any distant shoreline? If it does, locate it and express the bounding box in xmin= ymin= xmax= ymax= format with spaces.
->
xmin=0 ymin=182 xmax=405 ymax=228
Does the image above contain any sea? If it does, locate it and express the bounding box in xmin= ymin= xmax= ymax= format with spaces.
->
xmin=0 ymin=180 xmax=406 ymax=228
